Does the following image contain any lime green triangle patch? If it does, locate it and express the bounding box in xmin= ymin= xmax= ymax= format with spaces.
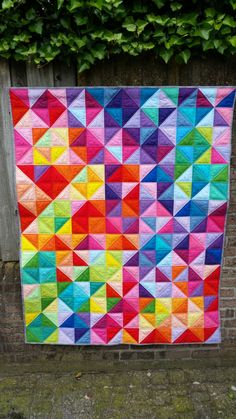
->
xmin=196 ymin=127 xmax=212 ymax=144
xmin=44 ymin=329 xmax=58 ymax=343
xmin=176 ymin=182 xmax=192 ymax=197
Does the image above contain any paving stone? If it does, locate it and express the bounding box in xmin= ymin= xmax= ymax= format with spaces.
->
xmin=191 ymin=391 xmax=211 ymax=403
xmin=172 ymin=396 xmax=194 ymax=413
xmin=150 ymin=370 xmax=169 ymax=385
xmin=169 ymin=369 xmax=187 ymax=384
xmin=0 ymin=366 xmax=236 ymax=418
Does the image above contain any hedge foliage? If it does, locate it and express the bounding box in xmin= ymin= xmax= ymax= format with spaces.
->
xmin=0 ymin=0 xmax=236 ymax=71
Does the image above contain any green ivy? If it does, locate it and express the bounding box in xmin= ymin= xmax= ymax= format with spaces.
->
xmin=0 ymin=0 xmax=236 ymax=71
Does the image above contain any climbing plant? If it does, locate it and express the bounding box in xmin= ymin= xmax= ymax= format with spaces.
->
xmin=0 ymin=0 xmax=236 ymax=71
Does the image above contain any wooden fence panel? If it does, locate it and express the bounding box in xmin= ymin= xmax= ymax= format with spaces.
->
xmin=10 ymin=61 xmax=27 ymax=87
xmin=53 ymin=62 xmax=77 ymax=87
xmin=26 ymin=63 xmax=54 ymax=87
xmin=0 ymin=60 xmax=19 ymax=260
xmin=77 ymin=54 xmax=236 ymax=86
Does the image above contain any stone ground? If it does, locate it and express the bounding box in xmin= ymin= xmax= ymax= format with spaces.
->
xmin=0 ymin=366 xmax=236 ymax=419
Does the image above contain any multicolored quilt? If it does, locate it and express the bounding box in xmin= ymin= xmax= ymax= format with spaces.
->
xmin=10 ymin=87 xmax=235 ymax=345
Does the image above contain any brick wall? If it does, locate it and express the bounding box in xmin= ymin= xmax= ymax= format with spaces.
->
xmin=0 ymin=256 xmax=236 ymax=367
xmin=0 ymin=55 xmax=236 ymax=369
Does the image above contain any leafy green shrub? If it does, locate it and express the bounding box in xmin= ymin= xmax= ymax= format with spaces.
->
xmin=0 ymin=0 xmax=236 ymax=71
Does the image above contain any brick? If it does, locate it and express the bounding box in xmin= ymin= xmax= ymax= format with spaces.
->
xmin=224 ymin=257 xmax=236 ymax=267
xmin=220 ymin=278 xmax=236 ymax=287
xmin=224 ymin=247 xmax=236 ymax=257
xmin=227 ymin=329 xmax=236 ymax=337
xmin=81 ymin=352 xmax=102 ymax=361
xmin=223 ymin=319 xmax=236 ymax=328
xmin=191 ymin=349 xmax=221 ymax=359
xmin=226 ymin=309 xmax=235 ymax=318
xmin=120 ymin=351 xmax=137 ymax=361
xmin=163 ymin=349 xmax=191 ymax=360
xmin=221 ymin=309 xmax=235 ymax=318
xmin=102 ymin=351 xmax=119 ymax=361
xmin=221 ymin=299 xmax=236 ymax=308
xmin=154 ymin=351 xmax=167 ymax=359
xmin=221 ymin=288 xmax=235 ymax=298
xmin=130 ymin=344 xmax=161 ymax=350
xmin=136 ymin=351 xmax=155 ymax=360
xmin=227 ymin=237 xmax=236 ymax=246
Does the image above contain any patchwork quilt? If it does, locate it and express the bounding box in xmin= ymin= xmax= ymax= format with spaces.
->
xmin=10 ymin=87 xmax=235 ymax=345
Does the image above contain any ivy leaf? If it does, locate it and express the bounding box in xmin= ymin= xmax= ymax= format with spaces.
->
xmin=136 ymin=19 xmax=148 ymax=35
xmin=89 ymin=0 xmax=104 ymax=11
xmin=167 ymin=35 xmax=182 ymax=48
xmin=0 ymin=0 xmax=236 ymax=69
xmin=177 ymin=27 xmax=189 ymax=36
xmin=68 ymin=0 xmax=83 ymax=12
xmin=60 ymin=18 xmax=70 ymax=29
xmin=152 ymin=0 xmax=165 ymax=8
xmin=114 ymin=0 xmax=123 ymax=7
xmin=29 ymin=21 xmax=43 ymax=35
xmin=221 ymin=27 xmax=232 ymax=35
xmin=78 ymin=61 xmax=91 ymax=72
xmin=75 ymin=37 xmax=86 ymax=48
xmin=202 ymin=40 xmax=214 ymax=51
xmin=177 ymin=13 xmax=197 ymax=26
xmin=230 ymin=0 xmax=236 ymax=10
xmin=196 ymin=27 xmax=211 ymax=40
xmin=229 ymin=35 xmax=236 ymax=47
xmin=159 ymin=48 xmax=173 ymax=63
xmin=179 ymin=49 xmax=191 ymax=64
xmin=205 ymin=8 xmax=215 ymax=18
xmin=223 ymin=16 xmax=236 ymax=27
xmin=74 ymin=15 xmax=88 ymax=25
xmin=2 ymin=0 xmax=13 ymax=9
xmin=153 ymin=28 xmax=164 ymax=38
xmin=92 ymin=44 xmax=106 ymax=60
xmin=83 ymin=52 xmax=95 ymax=64
xmin=26 ymin=8 xmax=36 ymax=20
xmin=123 ymin=17 xmax=136 ymax=32
xmin=142 ymin=42 xmax=155 ymax=50
xmin=217 ymin=43 xmax=227 ymax=54
xmin=170 ymin=2 xmax=182 ymax=12
xmin=147 ymin=14 xmax=157 ymax=23
xmin=154 ymin=15 xmax=169 ymax=25
xmin=57 ymin=0 xmax=64 ymax=9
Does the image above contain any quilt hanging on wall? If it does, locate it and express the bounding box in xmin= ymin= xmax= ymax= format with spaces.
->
xmin=10 ymin=87 xmax=235 ymax=345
